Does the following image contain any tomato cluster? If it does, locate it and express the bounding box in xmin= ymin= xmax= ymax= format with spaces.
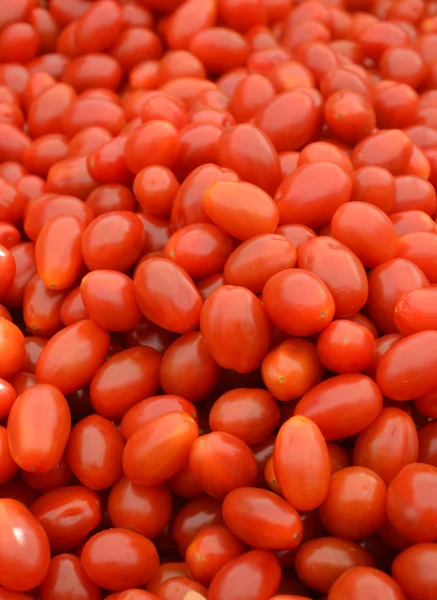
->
xmin=1 ymin=0 xmax=437 ymax=599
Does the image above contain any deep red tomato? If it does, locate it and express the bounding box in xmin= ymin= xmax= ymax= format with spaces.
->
xmin=0 ymin=318 xmax=26 ymax=379
xmin=200 ymin=285 xmax=270 ymax=373
xmin=223 ymin=487 xmax=303 ymax=549
xmin=397 ymin=231 xmax=437 ymax=283
xmin=316 ymin=320 xmax=376 ymax=374
xmin=328 ymin=567 xmax=406 ymax=600
xmin=394 ymin=287 xmax=437 ymax=335
xmin=0 ymin=426 xmax=18 ymax=485
xmin=7 ymin=383 xmax=70 ymax=473
xmin=172 ymin=495 xmax=224 ymax=555
xmin=392 ymin=544 xmax=437 ymax=600
xmin=40 ymin=553 xmax=100 ymax=600
xmin=295 ymin=374 xmax=383 ymax=440
xmin=81 ymin=529 xmax=159 ymax=592
xmin=189 ymin=431 xmax=258 ymax=498
xmin=122 ymin=411 xmax=199 ymax=486
xmin=0 ymin=499 xmax=51 ymax=592
xmin=155 ymin=577 xmax=208 ymax=600
xmin=30 ymin=486 xmax=101 ymax=553
xmin=351 ymin=129 xmax=413 ymax=175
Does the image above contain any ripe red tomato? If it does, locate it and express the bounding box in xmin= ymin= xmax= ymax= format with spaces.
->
xmin=7 ymin=383 xmax=70 ymax=473
xmin=328 ymin=567 xmax=406 ymax=600
xmin=172 ymin=495 xmax=224 ymax=555
xmin=392 ymin=544 xmax=437 ymax=600
xmin=316 ymin=320 xmax=376 ymax=374
xmin=40 ymin=553 xmax=100 ymax=600
xmin=0 ymin=499 xmax=51 ymax=592
xmin=394 ymin=287 xmax=437 ymax=334
xmin=0 ymin=319 xmax=26 ymax=379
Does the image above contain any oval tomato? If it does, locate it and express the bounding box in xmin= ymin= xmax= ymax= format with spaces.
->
xmin=392 ymin=544 xmax=437 ymax=600
xmin=328 ymin=567 xmax=406 ymax=600
xmin=40 ymin=553 xmax=100 ymax=600
xmin=394 ymin=287 xmax=437 ymax=335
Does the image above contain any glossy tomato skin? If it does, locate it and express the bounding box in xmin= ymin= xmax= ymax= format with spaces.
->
xmin=67 ymin=414 xmax=124 ymax=491
xmin=328 ymin=567 xmax=407 ymax=600
xmin=189 ymin=431 xmax=258 ymax=498
xmin=0 ymin=319 xmax=26 ymax=379
xmin=224 ymin=234 xmax=296 ymax=293
xmin=208 ymin=550 xmax=282 ymax=600
xmin=366 ymin=258 xmax=430 ymax=334
xmin=351 ymin=129 xmax=414 ymax=175
xmin=7 ymin=383 xmax=70 ymax=473
xmin=377 ymin=331 xmax=437 ymax=401
xmin=0 ymin=498 xmax=51 ymax=592
xmin=122 ymin=411 xmax=199 ymax=486
xmin=30 ymin=486 xmax=101 ymax=553
xmin=200 ymin=285 xmax=270 ymax=373
xmin=209 ymin=388 xmax=280 ymax=445
xmin=203 ymin=180 xmax=279 ymax=240
xmin=274 ymin=416 xmax=330 ymax=511
xmin=35 ymin=320 xmax=110 ymax=395
xmin=81 ymin=529 xmax=159 ymax=592
xmin=263 ymin=269 xmax=335 ymax=336
xmin=316 ymin=320 xmax=376 ymax=374
xmin=172 ymin=495 xmax=224 ymax=555
xmin=274 ymin=162 xmax=352 ymax=230
xmin=222 ymin=487 xmax=303 ymax=549
xmin=319 ymin=467 xmax=387 ymax=540
xmin=394 ymin=287 xmax=437 ymax=335
xmin=39 ymin=553 xmax=100 ymax=600
xmin=392 ymin=544 xmax=437 ymax=600
xmin=90 ymin=346 xmax=161 ymax=420
xmin=80 ymin=270 xmax=142 ymax=332
xmin=108 ymin=476 xmax=172 ymax=539
xmin=387 ymin=463 xmax=437 ymax=543
xmin=298 ymin=236 xmax=368 ymax=318
xmin=155 ymin=577 xmax=208 ymax=600
xmin=353 ymin=407 xmax=419 ymax=485
xmin=295 ymin=374 xmax=383 ymax=440
xmin=134 ymin=256 xmax=202 ymax=334
xmin=0 ymin=426 xmax=18 ymax=485
xmin=295 ymin=537 xmax=374 ymax=594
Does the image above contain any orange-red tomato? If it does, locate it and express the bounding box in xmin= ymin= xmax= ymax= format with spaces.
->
xmin=273 ymin=416 xmax=330 ymax=511
xmin=394 ymin=287 xmax=437 ymax=335
xmin=316 ymin=320 xmax=376 ymax=374
xmin=392 ymin=544 xmax=437 ymax=600
xmin=40 ymin=553 xmax=100 ymax=600
xmin=328 ymin=567 xmax=407 ymax=600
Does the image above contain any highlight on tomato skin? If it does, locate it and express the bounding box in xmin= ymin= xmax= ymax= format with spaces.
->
xmin=0 ymin=0 xmax=437 ymax=598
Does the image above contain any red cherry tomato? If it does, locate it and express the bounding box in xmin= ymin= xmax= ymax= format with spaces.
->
xmin=316 ymin=320 xmax=376 ymax=374
xmin=40 ymin=553 xmax=100 ymax=600
xmin=328 ymin=566 xmax=406 ymax=600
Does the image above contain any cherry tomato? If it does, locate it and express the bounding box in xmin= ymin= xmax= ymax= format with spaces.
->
xmin=172 ymin=495 xmax=224 ymax=555
xmin=316 ymin=320 xmax=376 ymax=374
xmin=392 ymin=543 xmax=437 ymax=600
xmin=397 ymin=231 xmax=437 ymax=283
xmin=40 ymin=553 xmax=100 ymax=600
xmin=0 ymin=426 xmax=18 ymax=485
xmin=328 ymin=566 xmax=406 ymax=600
xmin=0 ymin=320 xmax=26 ymax=380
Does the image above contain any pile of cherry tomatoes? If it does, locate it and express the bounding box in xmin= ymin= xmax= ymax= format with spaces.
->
xmin=2 ymin=0 xmax=437 ymax=599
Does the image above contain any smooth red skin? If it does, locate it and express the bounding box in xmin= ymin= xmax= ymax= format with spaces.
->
xmin=122 ymin=411 xmax=199 ymax=486
xmin=30 ymin=486 xmax=101 ymax=553
xmin=159 ymin=332 xmax=221 ymax=403
xmin=197 ymin=273 xmax=227 ymax=301
xmin=40 ymin=553 xmax=100 ymax=600
xmin=172 ymin=495 xmax=224 ymax=554
xmin=200 ymin=285 xmax=270 ymax=373
xmin=319 ymin=467 xmax=387 ymax=540
xmin=295 ymin=374 xmax=383 ymax=441
xmin=122 ymin=318 xmax=178 ymax=355
xmin=35 ymin=320 xmax=110 ymax=395
xmin=170 ymin=163 xmax=239 ymax=230
xmin=353 ymin=408 xmax=419 ymax=485
xmin=209 ymin=550 xmax=282 ymax=600
xmin=46 ymin=155 xmax=99 ymax=201
xmin=261 ymin=338 xmax=324 ymax=402
xmin=168 ymin=460 xmax=203 ymax=498
xmin=60 ymin=286 xmax=88 ymax=326
xmin=228 ymin=74 xmax=275 ymax=124
xmin=273 ymin=416 xmax=330 ymax=511
xmin=203 ymin=180 xmax=279 ymax=241
xmin=387 ymin=463 xmax=437 ymax=543
xmin=22 ymin=274 xmax=66 ymax=337
xmin=82 ymin=211 xmax=145 ymax=272
xmin=316 ymin=320 xmax=376 ymax=374
xmin=253 ymin=91 xmax=318 ymax=154
xmin=165 ymin=0 xmax=216 ymax=48
xmin=188 ymin=27 xmax=249 ymax=73
xmin=87 ymin=136 xmax=132 ymax=187
xmin=190 ymin=431 xmax=257 ymax=499
xmin=295 ymin=537 xmax=374 ymax=594
xmin=394 ymin=287 xmax=437 ymax=335
xmin=24 ymin=194 xmax=93 ymax=243
xmin=416 ymin=390 xmax=437 ymax=419
xmin=124 ymin=120 xmax=179 ymax=174
xmin=397 ymin=232 xmax=437 ymax=283
xmin=223 ymin=487 xmax=302 ymax=550
xmin=419 ymin=421 xmax=437 ymax=467
xmin=163 ymin=223 xmax=233 ymax=280
xmin=0 ymin=319 xmax=26 ymax=380
xmin=23 ymin=336 xmax=46 ymax=373
xmin=186 ymin=525 xmax=245 ymax=585
xmin=136 ymin=214 xmax=172 ymax=254
xmin=155 ymin=577 xmax=207 ymax=600
xmin=216 ymin=124 xmax=281 ymax=196
xmin=0 ymin=588 xmax=34 ymax=599
xmin=297 ymin=236 xmax=368 ymax=318
xmin=263 ymin=268 xmax=335 ymax=336
xmin=392 ymin=544 xmax=437 ymax=600
xmin=350 ymin=166 xmax=395 ymax=215
xmin=351 ymin=129 xmax=414 ymax=175
xmin=390 ymin=210 xmax=437 ymax=236
xmin=7 ymin=384 xmax=70 ymax=474
xmin=377 ymin=331 xmax=437 ymax=401
xmin=297 ymin=142 xmax=353 ymax=174
xmin=23 ymin=135 xmax=68 ymax=179
xmin=224 ymin=234 xmax=296 ymax=294
xmin=76 ymin=0 xmax=121 ymax=53
xmin=275 ymin=162 xmax=352 ymax=230
xmin=275 ymin=224 xmax=316 ymax=250
xmin=0 ymin=223 xmax=21 ymax=249
xmin=22 ymin=453 xmax=72 ymax=494
xmin=108 ymin=476 xmax=172 ymax=539
xmin=0 ymin=245 xmax=15 ymax=298
xmin=86 ymin=184 xmax=135 ymax=216
xmin=60 ymin=53 xmax=122 ymax=92
xmin=209 ymin=388 xmax=279 ymax=446
xmin=67 ymin=126 xmax=113 ymax=160
xmin=331 ymin=202 xmax=399 ymax=268
xmin=0 ymin=499 xmax=51 ymax=592
xmin=81 ymin=529 xmax=159 ymax=592
xmin=133 ymin=166 xmax=179 ymax=218
xmin=324 ymin=90 xmax=376 ymax=146
xmin=120 ymin=395 xmax=198 ymax=441
xmin=147 ymin=564 xmax=188 ymax=595
xmin=67 ymin=414 xmax=124 ymax=491
xmin=0 ymin=426 xmax=18 ymax=485
xmin=328 ymin=567 xmax=406 ymax=600
xmin=134 ymin=257 xmax=202 ymax=334
xmin=90 ymin=346 xmax=161 ymax=421
xmin=27 ymin=83 xmax=76 ymax=138
xmin=393 ymin=175 xmax=437 ymax=215
xmin=366 ymin=258 xmax=430 ymax=334
xmin=0 ymin=178 xmax=26 ymax=225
